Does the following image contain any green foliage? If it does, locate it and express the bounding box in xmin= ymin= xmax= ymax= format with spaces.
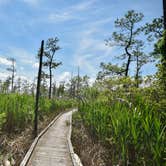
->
xmin=0 ymin=93 xmax=76 ymax=133
xmin=105 ymin=10 xmax=151 ymax=81
xmin=97 ymin=62 xmax=125 ymax=80
xmin=154 ymin=30 xmax=166 ymax=96
xmin=43 ymin=37 xmax=62 ymax=99
xmin=142 ymin=17 xmax=163 ymax=41
xmin=78 ymin=86 xmax=165 ymax=165
xmin=0 ymin=94 xmax=34 ymax=132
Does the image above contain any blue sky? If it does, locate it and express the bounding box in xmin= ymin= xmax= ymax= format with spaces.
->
xmin=0 ymin=0 xmax=163 ymax=84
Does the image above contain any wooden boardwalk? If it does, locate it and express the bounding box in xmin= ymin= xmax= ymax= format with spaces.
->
xmin=26 ymin=111 xmax=73 ymax=166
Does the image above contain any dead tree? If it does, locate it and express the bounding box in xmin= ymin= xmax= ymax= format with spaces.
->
xmin=34 ymin=40 xmax=44 ymax=137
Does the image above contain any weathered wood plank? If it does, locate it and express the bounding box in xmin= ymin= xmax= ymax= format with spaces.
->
xmin=25 ymin=111 xmax=74 ymax=166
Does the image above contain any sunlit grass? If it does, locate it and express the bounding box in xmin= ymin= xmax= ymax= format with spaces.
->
xmin=0 ymin=93 xmax=76 ymax=133
xmin=79 ymin=91 xmax=165 ymax=165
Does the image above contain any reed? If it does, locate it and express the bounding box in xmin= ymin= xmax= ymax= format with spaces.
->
xmin=79 ymin=90 xmax=165 ymax=165
xmin=0 ymin=93 xmax=76 ymax=133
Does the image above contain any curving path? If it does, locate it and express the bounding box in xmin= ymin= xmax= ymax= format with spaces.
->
xmin=25 ymin=111 xmax=74 ymax=166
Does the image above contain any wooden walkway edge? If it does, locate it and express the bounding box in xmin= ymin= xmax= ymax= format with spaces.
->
xmin=67 ymin=110 xmax=83 ymax=166
xmin=20 ymin=109 xmax=78 ymax=166
xmin=20 ymin=112 xmax=63 ymax=166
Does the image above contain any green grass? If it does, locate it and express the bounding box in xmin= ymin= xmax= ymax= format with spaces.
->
xmin=79 ymin=93 xmax=166 ymax=165
xmin=0 ymin=93 xmax=76 ymax=133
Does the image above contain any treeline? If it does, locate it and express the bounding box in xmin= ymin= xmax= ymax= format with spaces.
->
xmin=0 ymin=72 xmax=91 ymax=98
xmin=0 ymin=37 xmax=92 ymax=135
xmin=0 ymin=38 xmax=91 ymax=99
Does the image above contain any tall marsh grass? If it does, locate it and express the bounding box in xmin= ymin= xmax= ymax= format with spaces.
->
xmin=79 ymin=95 xmax=166 ymax=165
xmin=0 ymin=94 xmax=76 ymax=133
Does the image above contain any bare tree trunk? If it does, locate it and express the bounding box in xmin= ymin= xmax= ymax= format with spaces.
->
xmin=11 ymin=59 xmax=15 ymax=92
xmin=162 ymin=0 xmax=166 ymax=92
xmin=163 ymin=0 xmax=166 ymax=30
xmin=34 ymin=40 xmax=44 ymax=138
xmin=49 ymin=65 xmax=52 ymax=99
xmin=70 ymin=72 xmax=73 ymax=97
xmin=125 ymin=25 xmax=133 ymax=77
xmin=11 ymin=71 xmax=14 ymax=92
xmin=77 ymin=66 xmax=80 ymax=97
xmin=135 ymin=55 xmax=139 ymax=88
xmin=125 ymin=54 xmax=131 ymax=77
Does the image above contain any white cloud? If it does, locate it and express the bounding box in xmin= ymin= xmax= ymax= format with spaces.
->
xmin=88 ymin=18 xmax=113 ymax=27
xmin=33 ymin=62 xmax=39 ymax=68
xmin=48 ymin=0 xmax=97 ymax=23
xmin=0 ymin=56 xmax=11 ymax=65
xmin=74 ymin=54 xmax=97 ymax=75
xmin=73 ymin=27 xmax=114 ymax=77
xmin=8 ymin=47 xmax=36 ymax=65
xmin=70 ymin=15 xmax=116 ymax=78
xmin=55 ymin=71 xmax=71 ymax=85
xmin=0 ymin=71 xmax=33 ymax=84
xmin=16 ymin=73 xmax=34 ymax=83
xmin=89 ymin=77 xmax=95 ymax=85
xmin=48 ymin=12 xmax=75 ymax=22
xmin=70 ymin=0 xmax=97 ymax=12
xmin=59 ymin=71 xmax=71 ymax=82
xmin=0 ymin=72 xmax=9 ymax=79
xmin=1 ymin=47 xmax=38 ymax=82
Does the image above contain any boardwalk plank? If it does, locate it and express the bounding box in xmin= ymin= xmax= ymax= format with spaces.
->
xmin=27 ymin=111 xmax=73 ymax=166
